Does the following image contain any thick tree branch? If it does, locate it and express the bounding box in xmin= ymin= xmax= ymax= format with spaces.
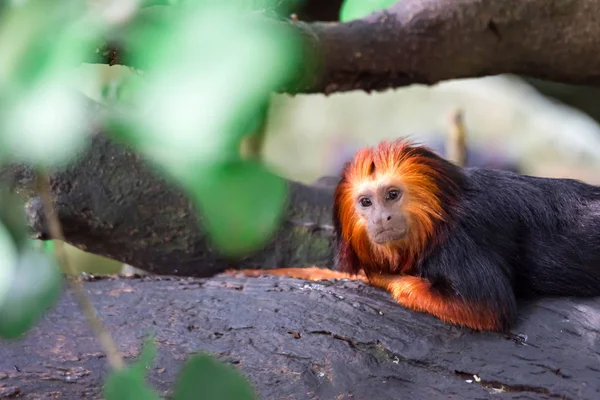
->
xmin=0 ymin=275 xmax=598 ymax=399
xmin=0 ymin=98 xmax=337 ymax=277
xmin=91 ymin=0 xmax=600 ymax=94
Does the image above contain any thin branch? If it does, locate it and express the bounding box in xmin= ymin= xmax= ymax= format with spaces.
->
xmin=446 ymin=109 xmax=468 ymax=167
xmin=35 ymin=170 xmax=124 ymax=370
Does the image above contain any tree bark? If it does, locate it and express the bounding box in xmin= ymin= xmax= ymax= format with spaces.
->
xmin=93 ymin=0 xmax=600 ymax=95
xmin=0 ymin=100 xmax=338 ymax=277
xmin=0 ymin=275 xmax=598 ymax=399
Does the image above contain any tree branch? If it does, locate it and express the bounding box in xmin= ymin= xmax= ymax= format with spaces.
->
xmin=0 ymin=98 xmax=337 ymax=277
xmin=0 ymin=275 xmax=597 ymax=399
xmin=90 ymin=0 xmax=600 ymax=94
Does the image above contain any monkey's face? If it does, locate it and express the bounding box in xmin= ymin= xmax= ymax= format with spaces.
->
xmin=354 ymin=181 xmax=408 ymax=245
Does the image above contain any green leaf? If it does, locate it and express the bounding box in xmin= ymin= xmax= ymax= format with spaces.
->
xmin=0 ymin=222 xmax=19 ymax=312
xmin=0 ymin=0 xmax=103 ymax=167
xmin=172 ymin=354 xmax=257 ymax=400
xmin=43 ymin=240 xmax=55 ymax=254
xmin=103 ymin=338 xmax=161 ymax=400
xmin=106 ymin=2 xmax=302 ymax=181
xmin=0 ymin=189 xmax=29 ymax=251
xmin=101 ymin=2 xmax=303 ymax=259
xmin=130 ymin=337 xmax=158 ymax=375
xmin=0 ymin=0 xmax=92 ymax=90
xmin=104 ymin=368 xmax=162 ymax=400
xmin=0 ymin=248 xmax=63 ymax=339
xmin=339 ymin=0 xmax=397 ymax=21
xmin=192 ymin=160 xmax=287 ymax=257
xmin=0 ymin=80 xmax=92 ymax=167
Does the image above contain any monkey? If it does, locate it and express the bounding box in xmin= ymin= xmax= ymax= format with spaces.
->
xmin=226 ymin=138 xmax=600 ymax=332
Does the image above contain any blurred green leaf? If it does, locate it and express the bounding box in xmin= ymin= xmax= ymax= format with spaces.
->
xmin=130 ymin=336 xmax=158 ymax=375
xmin=339 ymin=0 xmax=397 ymax=21
xmin=104 ymin=1 xmax=301 ymax=256
xmin=172 ymin=354 xmax=257 ymax=400
xmin=0 ymin=0 xmax=91 ymax=88
xmin=104 ymin=368 xmax=162 ymax=400
xmin=0 ymin=248 xmax=63 ymax=339
xmin=0 ymin=85 xmax=91 ymax=167
xmin=0 ymin=0 xmax=106 ymax=167
xmin=0 ymin=222 xmax=19 ymax=313
xmin=104 ymin=338 xmax=161 ymax=400
xmin=193 ymin=160 xmax=287 ymax=256
xmin=43 ymin=240 xmax=55 ymax=254
xmin=0 ymin=190 xmax=29 ymax=251
xmin=108 ymin=2 xmax=302 ymax=170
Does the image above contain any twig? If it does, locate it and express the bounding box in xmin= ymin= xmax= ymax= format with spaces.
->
xmin=240 ymin=112 xmax=269 ymax=162
xmin=35 ymin=170 xmax=124 ymax=370
xmin=447 ymin=109 xmax=468 ymax=167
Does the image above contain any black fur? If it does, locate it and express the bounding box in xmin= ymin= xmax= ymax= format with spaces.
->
xmin=422 ymin=160 xmax=600 ymax=331
xmin=335 ymin=144 xmax=600 ymax=331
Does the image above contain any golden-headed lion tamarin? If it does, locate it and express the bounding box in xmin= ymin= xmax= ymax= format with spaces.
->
xmin=228 ymin=138 xmax=600 ymax=332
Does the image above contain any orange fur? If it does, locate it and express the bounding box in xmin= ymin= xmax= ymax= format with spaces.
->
xmin=366 ymin=273 xmax=499 ymax=331
xmin=335 ymin=139 xmax=457 ymax=274
xmin=223 ymin=267 xmax=368 ymax=282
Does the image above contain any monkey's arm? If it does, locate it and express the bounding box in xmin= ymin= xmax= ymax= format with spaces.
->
xmin=224 ymin=266 xmax=368 ymax=282
xmin=366 ymin=274 xmax=504 ymax=331
xmin=368 ymin=230 xmax=517 ymax=332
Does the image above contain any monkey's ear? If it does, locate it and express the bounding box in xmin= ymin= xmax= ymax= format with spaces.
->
xmin=335 ymin=238 xmax=362 ymax=274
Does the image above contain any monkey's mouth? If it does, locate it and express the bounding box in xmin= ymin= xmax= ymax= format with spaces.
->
xmin=371 ymin=228 xmax=406 ymax=244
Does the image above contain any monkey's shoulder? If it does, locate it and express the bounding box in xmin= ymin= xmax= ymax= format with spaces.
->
xmin=458 ymin=167 xmax=600 ymax=223
xmin=462 ymin=167 xmax=600 ymax=198
xmin=425 ymin=167 xmax=600 ymax=297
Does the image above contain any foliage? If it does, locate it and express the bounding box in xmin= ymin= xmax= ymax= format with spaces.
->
xmin=339 ymin=0 xmax=397 ymax=22
xmin=0 ymin=0 xmax=304 ymax=398
xmin=171 ymin=354 xmax=257 ymax=400
xmin=106 ymin=0 xmax=301 ymax=255
xmin=0 ymin=0 xmax=95 ymax=166
xmin=103 ymin=340 xmax=257 ymax=399
xmin=194 ymin=160 xmax=287 ymax=256
xmin=104 ymin=338 xmax=162 ymax=400
xmin=0 ymin=192 xmax=62 ymax=340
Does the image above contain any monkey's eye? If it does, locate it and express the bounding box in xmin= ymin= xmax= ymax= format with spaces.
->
xmin=359 ymin=198 xmax=372 ymax=207
xmin=385 ymin=189 xmax=400 ymax=201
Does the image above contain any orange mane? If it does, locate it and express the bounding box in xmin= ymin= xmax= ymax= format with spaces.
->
xmin=333 ymin=138 xmax=463 ymax=275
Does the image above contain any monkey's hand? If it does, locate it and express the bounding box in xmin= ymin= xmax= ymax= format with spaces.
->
xmin=367 ymin=274 xmax=503 ymax=332
xmin=221 ymin=267 xmax=368 ymax=282
xmin=222 ymin=269 xmax=266 ymax=278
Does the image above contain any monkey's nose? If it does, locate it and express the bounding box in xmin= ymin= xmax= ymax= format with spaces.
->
xmin=386 ymin=215 xmax=392 ymax=221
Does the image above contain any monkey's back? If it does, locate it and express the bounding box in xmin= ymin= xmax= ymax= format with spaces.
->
xmin=452 ymin=167 xmax=600 ymax=297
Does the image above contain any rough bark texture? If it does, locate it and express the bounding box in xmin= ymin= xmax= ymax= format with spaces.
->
xmin=92 ymin=0 xmax=600 ymax=94
xmin=1 ymin=275 xmax=599 ymax=399
xmin=0 ymin=121 xmax=338 ymax=277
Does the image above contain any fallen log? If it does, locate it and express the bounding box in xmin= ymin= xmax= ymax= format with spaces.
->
xmin=0 ymin=274 xmax=598 ymax=399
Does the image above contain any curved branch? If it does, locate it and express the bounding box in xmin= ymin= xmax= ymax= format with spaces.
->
xmin=91 ymin=0 xmax=600 ymax=94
